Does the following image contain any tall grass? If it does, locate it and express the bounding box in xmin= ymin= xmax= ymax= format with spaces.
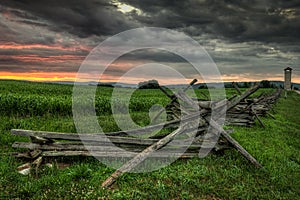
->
xmin=0 ymin=80 xmax=272 ymax=117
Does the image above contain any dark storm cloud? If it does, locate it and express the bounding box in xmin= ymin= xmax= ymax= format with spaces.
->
xmin=116 ymin=49 xmax=187 ymax=63
xmin=1 ymin=0 xmax=139 ymax=38
xmin=2 ymin=0 xmax=300 ymax=43
xmin=119 ymin=0 xmax=300 ymax=43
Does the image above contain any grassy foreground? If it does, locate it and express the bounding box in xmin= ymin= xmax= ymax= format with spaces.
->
xmin=0 ymin=81 xmax=299 ymax=199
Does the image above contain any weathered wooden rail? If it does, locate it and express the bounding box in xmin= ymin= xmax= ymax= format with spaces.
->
xmin=11 ymin=129 xmax=229 ymax=157
xmin=11 ymin=80 xmax=281 ymax=188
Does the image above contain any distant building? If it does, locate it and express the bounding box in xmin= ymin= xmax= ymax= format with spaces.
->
xmin=284 ymin=67 xmax=292 ymax=90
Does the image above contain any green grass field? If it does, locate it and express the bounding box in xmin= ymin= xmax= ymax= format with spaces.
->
xmin=0 ymin=80 xmax=299 ymax=199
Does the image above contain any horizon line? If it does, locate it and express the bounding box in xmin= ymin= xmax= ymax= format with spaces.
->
xmin=1 ymin=78 xmax=300 ymax=85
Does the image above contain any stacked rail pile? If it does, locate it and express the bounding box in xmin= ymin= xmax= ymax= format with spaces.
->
xmin=225 ymin=88 xmax=281 ymax=127
xmin=165 ymin=85 xmax=281 ymax=127
xmin=11 ymin=129 xmax=228 ymax=159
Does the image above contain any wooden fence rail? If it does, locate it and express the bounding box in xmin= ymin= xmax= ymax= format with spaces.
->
xmin=10 ymin=81 xmax=282 ymax=188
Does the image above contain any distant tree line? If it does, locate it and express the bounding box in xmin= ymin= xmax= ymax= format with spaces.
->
xmin=224 ymin=81 xmax=278 ymax=88
xmin=224 ymin=82 xmax=254 ymax=88
xmin=198 ymin=85 xmax=208 ymax=89
xmin=292 ymin=84 xmax=299 ymax=90
xmin=97 ymin=83 xmax=114 ymax=87
xmin=260 ymin=80 xmax=277 ymax=88
xmin=136 ymin=79 xmax=282 ymax=89
xmin=138 ymin=80 xmax=160 ymax=89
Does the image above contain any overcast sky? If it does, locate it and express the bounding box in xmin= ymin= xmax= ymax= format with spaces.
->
xmin=0 ymin=0 xmax=299 ymax=83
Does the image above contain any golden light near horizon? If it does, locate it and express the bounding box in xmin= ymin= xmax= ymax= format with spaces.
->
xmin=1 ymin=71 xmax=299 ymax=84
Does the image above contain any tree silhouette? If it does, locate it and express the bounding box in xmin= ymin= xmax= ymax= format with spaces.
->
xmin=138 ymin=80 xmax=160 ymax=89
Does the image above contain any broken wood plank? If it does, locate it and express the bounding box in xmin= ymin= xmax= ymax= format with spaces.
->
xmin=30 ymin=136 xmax=54 ymax=144
xmin=12 ymin=129 xmax=163 ymax=144
xmin=12 ymin=150 xmax=205 ymax=158
xmin=12 ymin=128 xmax=210 ymax=146
xmin=12 ymin=138 xmax=219 ymax=152
xmin=29 ymin=150 xmax=42 ymax=159
xmin=39 ymin=151 xmax=202 ymax=158
xmin=32 ymin=156 xmax=43 ymax=177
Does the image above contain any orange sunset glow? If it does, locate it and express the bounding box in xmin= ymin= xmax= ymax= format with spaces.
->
xmin=1 ymin=71 xmax=299 ymax=84
xmin=1 ymin=41 xmax=299 ymax=84
xmin=1 ymin=42 xmax=299 ymax=84
xmin=0 ymin=72 xmax=77 ymax=82
xmin=0 ymin=42 xmax=91 ymax=52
